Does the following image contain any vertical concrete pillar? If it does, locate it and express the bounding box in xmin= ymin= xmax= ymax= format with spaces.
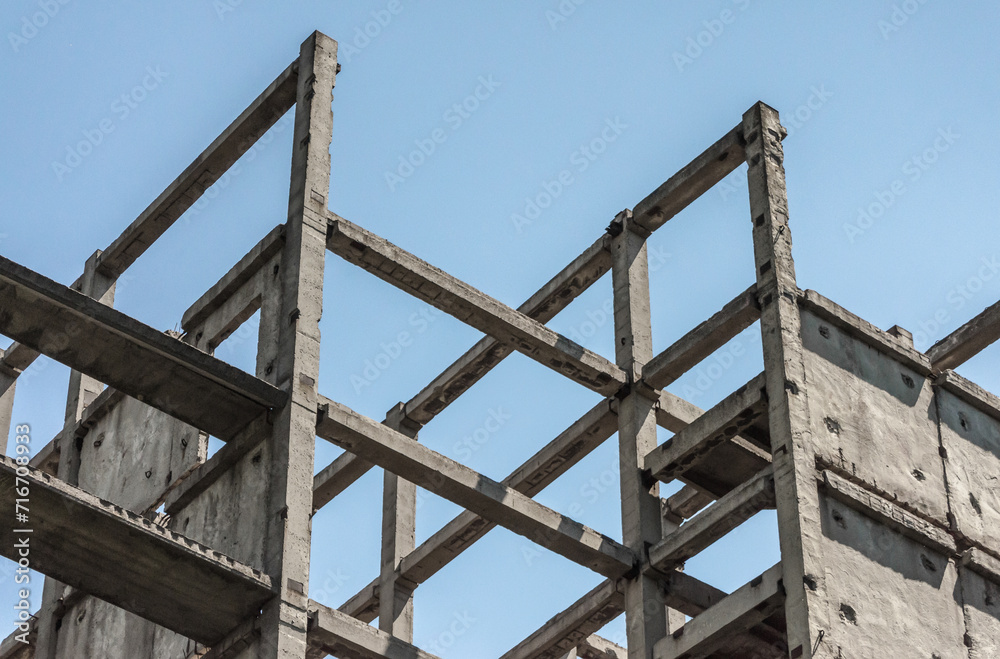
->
xmin=379 ymin=404 xmax=419 ymax=641
xmin=0 ymin=354 xmax=14 ymax=456
xmin=742 ymin=102 xmax=822 ymax=658
xmin=610 ymin=210 xmax=667 ymax=659
xmin=35 ymin=250 xmax=116 ymax=659
xmin=256 ymin=31 xmax=337 ymax=659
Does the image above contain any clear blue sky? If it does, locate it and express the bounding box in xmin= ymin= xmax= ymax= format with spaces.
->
xmin=1 ymin=2 xmax=999 ymax=656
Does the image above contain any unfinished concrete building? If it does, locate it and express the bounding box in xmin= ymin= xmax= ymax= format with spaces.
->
xmin=1 ymin=30 xmax=998 ymax=659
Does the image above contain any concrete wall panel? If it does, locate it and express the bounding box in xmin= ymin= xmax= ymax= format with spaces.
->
xmin=78 ymin=395 xmax=206 ymax=513
xmin=959 ymin=567 xmax=1000 ymax=658
xmin=800 ymin=310 xmax=948 ymax=525
xmin=815 ymin=491 xmax=966 ymax=658
xmin=935 ymin=387 xmax=1000 ymax=551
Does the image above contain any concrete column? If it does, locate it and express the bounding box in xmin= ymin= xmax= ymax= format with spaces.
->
xmin=61 ymin=251 xmax=116 ymax=483
xmin=35 ymin=250 xmax=116 ymax=659
xmin=379 ymin=404 xmax=419 ymax=640
xmin=742 ymin=102 xmax=822 ymax=658
xmin=609 ymin=210 xmax=667 ymax=659
xmin=0 ymin=356 xmax=14 ymax=456
xmin=256 ymin=31 xmax=337 ymax=659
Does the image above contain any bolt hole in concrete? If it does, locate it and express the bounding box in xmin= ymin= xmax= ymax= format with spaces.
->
xmin=803 ymin=574 xmax=818 ymax=591
xmin=819 ymin=325 xmax=830 ymax=339
xmin=824 ymin=417 xmax=841 ymax=435
xmin=911 ymin=469 xmax=926 ymax=481
xmin=959 ymin=412 xmax=970 ymax=431
xmin=838 ymin=603 xmax=857 ymax=624
xmin=832 ymin=509 xmax=847 ymax=529
xmin=900 ymin=373 xmax=915 ymax=389
xmin=920 ymin=554 xmax=938 ymax=572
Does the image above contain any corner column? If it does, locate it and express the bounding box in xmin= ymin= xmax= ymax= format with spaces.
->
xmin=743 ymin=102 xmax=822 ymax=658
xmin=257 ymin=31 xmax=337 ymax=658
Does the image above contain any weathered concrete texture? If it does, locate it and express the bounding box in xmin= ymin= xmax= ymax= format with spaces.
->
xmin=935 ymin=383 xmax=1000 ymax=552
xmin=815 ymin=491 xmax=967 ymax=658
xmin=959 ymin=564 xmax=1000 ymax=658
xmin=78 ymin=395 xmax=206 ymax=513
xmin=799 ymin=307 xmax=949 ymax=525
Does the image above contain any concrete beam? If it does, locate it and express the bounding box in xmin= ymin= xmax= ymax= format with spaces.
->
xmin=647 ymin=466 xmax=775 ymax=576
xmin=652 ymin=563 xmax=785 ymax=659
xmin=163 ymin=413 xmax=271 ymax=514
xmin=96 ymin=61 xmax=299 ymax=280
xmin=927 ymin=298 xmax=1000 ymax=371
xmin=661 ymin=486 xmax=714 ymax=527
xmin=318 ymin=396 xmax=635 ymax=578
xmin=312 ymin=237 xmax=613 ymax=509
xmin=403 ymin=235 xmax=612 ymax=426
xmin=934 ymin=368 xmax=1000 ymax=424
xmin=0 ymin=341 xmax=40 ymax=375
xmin=500 ymin=570 xmax=784 ymax=659
xmin=182 ymin=224 xmax=285 ymax=333
xmin=576 ymin=635 xmax=626 ymax=659
xmin=313 ymin=450 xmax=374 ymax=512
xmin=326 ymin=215 xmax=626 ymax=396
xmin=0 ymin=456 xmax=274 ymax=645
xmin=0 ymin=254 xmax=286 ymax=440
xmin=819 ymin=469 xmax=955 ymax=555
xmin=644 ymin=373 xmax=770 ymax=496
xmin=632 ymin=125 xmax=746 ymax=234
xmin=498 ymin=579 xmax=625 ymax=659
xmin=799 ymin=289 xmax=932 ymax=376
xmin=337 ymin=400 xmax=619 ymax=620
xmin=642 ymin=285 xmax=759 ymax=390
xmin=307 ymin=601 xmax=441 ymax=659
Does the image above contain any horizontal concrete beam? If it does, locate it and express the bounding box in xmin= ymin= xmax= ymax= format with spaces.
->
xmin=799 ymin=289 xmax=932 ymax=376
xmin=307 ymin=601 xmax=441 ymax=659
xmin=96 ymin=61 xmax=299 ymax=280
xmin=326 ymin=215 xmax=626 ymax=396
xmin=313 ymin=450 xmax=374 ymax=513
xmin=163 ymin=413 xmax=271 ymax=514
xmin=498 ymin=579 xmax=625 ymax=659
xmin=405 ymin=235 xmax=613 ymax=426
xmin=0 ymin=456 xmax=274 ymax=645
xmin=820 ymin=469 xmax=955 ymax=555
xmin=0 ymin=341 xmax=37 ymax=375
xmin=935 ymin=369 xmax=1000 ymax=423
xmin=317 ymin=396 xmax=634 ymax=579
xmin=337 ymin=400 xmax=619 ymax=620
xmin=643 ymin=285 xmax=759 ymax=390
xmin=645 ymin=373 xmax=770 ymax=495
xmin=499 ymin=569 xmax=783 ymax=659
xmin=653 ymin=563 xmax=785 ymax=659
xmin=927 ymin=298 xmax=1000 ymax=371
xmin=632 ymin=125 xmax=746 ymax=234
xmin=0 ymin=255 xmax=286 ymax=440
xmin=313 ymin=238 xmax=614 ymax=510
xmin=182 ymin=224 xmax=285 ymax=332
xmin=961 ymin=548 xmax=1000 ymax=586
xmin=647 ymin=466 xmax=775 ymax=575
xmin=576 ymin=635 xmax=626 ymax=659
